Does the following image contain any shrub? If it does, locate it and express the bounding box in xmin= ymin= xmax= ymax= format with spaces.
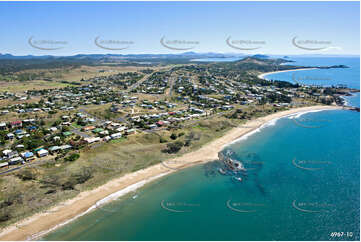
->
xmin=165 ymin=141 xmax=184 ymax=153
xmin=159 ymin=137 xmax=168 ymax=143
xmin=184 ymin=139 xmax=191 ymax=147
xmin=73 ymin=167 xmax=93 ymax=184
xmin=170 ymin=133 xmax=177 ymax=140
xmin=0 ymin=209 xmax=11 ymax=222
xmin=16 ymin=168 xmax=37 ymax=181
xmin=61 ymin=167 xmax=93 ymax=190
xmin=64 ymin=153 xmax=80 ymax=162
xmin=62 ymin=180 xmax=76 ymax=190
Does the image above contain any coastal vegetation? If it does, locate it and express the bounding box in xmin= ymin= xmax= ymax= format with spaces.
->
xmin=0 ymin=54 xmax=357 ymax=230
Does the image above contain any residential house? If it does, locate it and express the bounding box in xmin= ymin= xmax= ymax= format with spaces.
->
xmin=49 ymin=127 xmax=58 ymax=132
xmin=84 ymin=137 xmax=101 ymax=144
xmin=63 ymin=131 xmax=72 ymax=137
xmin=15 ymin=144 xmax=25 ymax=150
xmin=6 ymin=133 xmax=14 ymax=139
xmin=149 ymin=124 xmax=157 ymax=129
xmin=92 ymin=128 xmax=104 ymax=134
xmin=83 ymin=126 xmax=96 ymax=131
xmin=0 ymin=162 xmax=8 ymax=169
xmin=10 ymin=121 xmax=22 ymax=128
xmin=2 ymin=149 xmax=12 ymax=157
xmin=110 ymin=132 xmax=122 ymax=139
xmin=53 ymin=136 xmax=61 ymax=141
xmin=156 ymin=121 xmax=165 ymax=127
xmin=21 ymin=151 xmax=35 ymax=161
xmin=27 ymin=126 xmax=37 ymax=132
xmin=37 ymin=149 xmax=49 ymax=157
xmin=103 ymin=136 xmax=111 ymax=142
xmin=49 ymin=146 xmax=61 ymax=154
xmin=116 ymin=126 xmax=126 ymax=132
xmin=59 ymin=145 xmax=72 ymax=151
xmin=9 ymin=156 xmax=23 ymax=165
xmin=125 ymin=129 xmax=136 ymax=135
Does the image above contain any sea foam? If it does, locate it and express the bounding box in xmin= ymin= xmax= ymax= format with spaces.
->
xmin=226 ymin=109 xmax=331 ymax=148
xmin=34 ymin=172 xmax=170 ymax=240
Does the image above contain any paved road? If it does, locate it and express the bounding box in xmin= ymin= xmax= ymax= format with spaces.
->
xmin=129 ymin=73 xmax=152 ymax=91
xmin=0 ymin=166 xmax=22 ymax=175
xmin=130 ymin=66 xmax=178 ymax=92
xmin=167 ymin=72 xmax=176 ymax=97
xmin=0 ymin=157 xmax=54 ymax=175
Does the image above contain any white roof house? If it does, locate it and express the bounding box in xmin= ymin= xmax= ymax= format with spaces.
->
xmin=110 ymin=132 xmax=122 ymax=139
xmin=116 ymin=126 xmax=126 ymax=132
xmin=6 ymin=133 xmax=14 ymax=139
xmin=84 ymin=137 xmax=101 ymax=143
xmin=53 ymin=136 xmax=61 ymax=141
xmin=9 ymin=157 xmax=23 ymax=164
xmin=3 ymin=149 xmax=12 ymax=156
xmin=50 ymin=127 xmax=58 ymax=132
xmin=37 ymin=149 xmax=49 ymax=157
xmin=103 ymin=136 xmax=111 ymax=142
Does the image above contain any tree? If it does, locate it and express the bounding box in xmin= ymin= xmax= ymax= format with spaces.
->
xmin=0 ymin=209 xmax=11 ymax=222
xmin=23 ymin=137 xmax=44 ymax=150
xmin=159 ymin=137 xmax=168 ymax=143
xmin=16 ymin=168 xmax=37 ymax=181
xmin=64 ymin=153 xmax=80 ymax=162
xmin=165 ymin=141 xmax=184 ymax=153
xmin=170 ymin=133 xmax=177 ymax=140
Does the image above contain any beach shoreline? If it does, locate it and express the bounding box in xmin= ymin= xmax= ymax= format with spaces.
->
xmin=0 ymin=105 xmax=343 ymax=241
xmin=257 ymin=68 xmax=317 ymax=80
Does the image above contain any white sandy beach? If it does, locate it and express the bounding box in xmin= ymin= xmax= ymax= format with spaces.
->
xmin=0 ymin=105 xmax=343 ymax=241
xmin=257 ymin=68 xmax=317 ymax=80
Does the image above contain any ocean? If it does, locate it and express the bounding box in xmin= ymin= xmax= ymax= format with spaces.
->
xmin=44 ymin=57 xmax=360 ymax=241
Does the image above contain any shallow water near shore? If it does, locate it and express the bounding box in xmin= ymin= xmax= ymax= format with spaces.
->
xmin=44 ymin=109 xmax=360 ymax=241
xmin=44 ymin=56 xmax=360 ymax=241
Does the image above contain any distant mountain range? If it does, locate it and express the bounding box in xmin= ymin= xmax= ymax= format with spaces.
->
xmin=0 ymin=52 xmax=246 ymax=60
xmin=0 ymin=52 xmax=357 ymax=62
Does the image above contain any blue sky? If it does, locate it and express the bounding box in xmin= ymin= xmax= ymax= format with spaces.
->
xmin=0 ymin=1 xmax=359 ymax=56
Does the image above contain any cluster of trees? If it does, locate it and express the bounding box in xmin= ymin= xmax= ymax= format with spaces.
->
xmin=163 ymin=132 xmax=198 ymax=153
xmin=265 ymin=93 xmax=292 ymax=103
xmin=64 ymin=153 xmax=80 ymax=162
xmin=165 ymin=141 xmax=184 ymax=153
xmin=0 ymin=58 xmax=90 ymax=74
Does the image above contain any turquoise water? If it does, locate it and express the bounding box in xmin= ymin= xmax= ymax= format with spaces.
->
xmin=265 ymin=57 xmax=360 ymax=108
xmin=265 ymin=57 xmax=360 ymax=89
xmin=45 ymin=57 xmax=360 ymax=241
xmin=344 ymin=92 xmax=360 ymax=107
